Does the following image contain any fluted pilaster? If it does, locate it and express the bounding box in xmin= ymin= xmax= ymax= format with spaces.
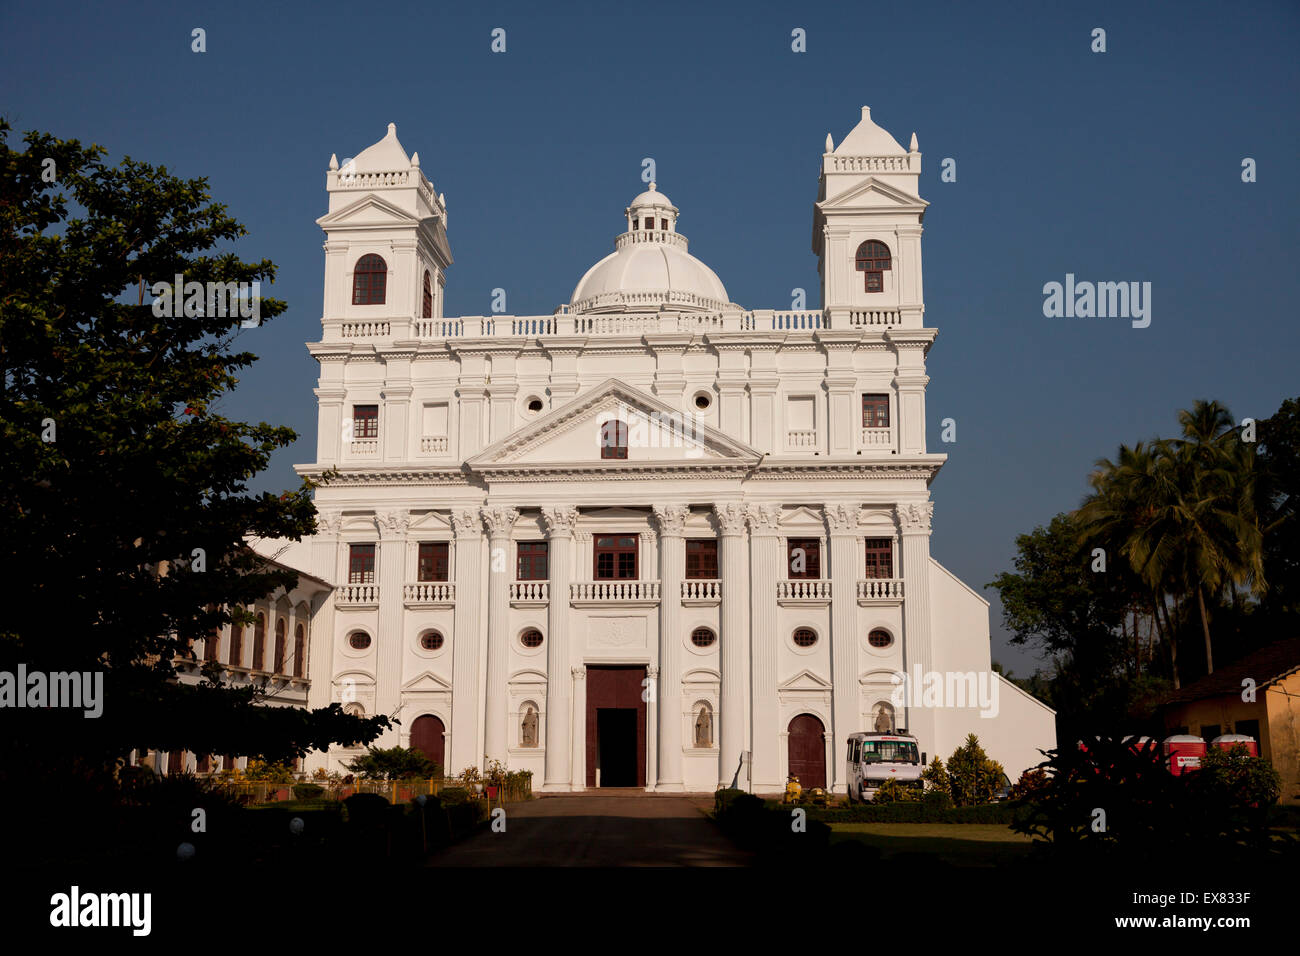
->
xmin=746 ymin=503 xmax=782 ymax=789
xmin=827 ymin=502 xmax=860 ymax=792
xmin=542 ymin=505 xmax=578 ymax=789
xmin=653 ymin=504 xmax=689 ymax=790
xmin=482 ymin=506 xmax=520 ymax=765
xmin=714 ymin=502 xmax=749 ymax=787
xmin=450 ymin=509 xmax=483 ymax=771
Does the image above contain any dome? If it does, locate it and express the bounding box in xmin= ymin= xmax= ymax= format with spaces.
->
xmin=833 ymin=106 xmax=906 ymax=155
xmin=569 ymin=184 xmax=733 ymax=314
xmin=349 ymin=123 xmax=412 ymax=172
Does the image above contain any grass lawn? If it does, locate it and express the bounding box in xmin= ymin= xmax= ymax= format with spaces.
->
xmin=829 ymin=823 xmax=1036 ymax=867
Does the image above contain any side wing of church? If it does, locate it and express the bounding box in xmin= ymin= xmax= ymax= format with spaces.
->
xmin=285 ymin=108 xmax=1055 ymax=792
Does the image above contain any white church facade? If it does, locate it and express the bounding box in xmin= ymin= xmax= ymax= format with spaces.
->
xmin=261 ymin=107 xmax=1054 ymax=793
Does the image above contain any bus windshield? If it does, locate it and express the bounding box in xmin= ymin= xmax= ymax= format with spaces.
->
xmin=861 ymin=741 xmax=919 ymax=764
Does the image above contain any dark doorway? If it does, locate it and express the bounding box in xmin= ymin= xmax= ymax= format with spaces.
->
xmin=410 ymin=714 xmax=446 ymax=770
xmin=596 ymin=709 xmax=638 ymax=786
xmin=585 ymin=665 xmax=647 ymax=787
xmin=788 ymin=713 xmax=826 ymax=789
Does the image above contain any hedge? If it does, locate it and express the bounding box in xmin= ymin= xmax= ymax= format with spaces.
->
xmin=806 ymin=801 xmax=1020 ymax=824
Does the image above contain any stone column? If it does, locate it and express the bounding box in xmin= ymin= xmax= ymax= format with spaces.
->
xmin=482 ymin=506 xmax=520 ymax=766
xmin=714 ymin=502 xmax=750 ymax=787
xmin=541 ymin=505 xmax=578 ymax=790
xmin=899 ymin=501 xmax=936 ymax=746
xmin=376 ymin=511 xmax=410 ymax=743
xmin=571 ymin=665 xmax=587 ymax=790
xmin=308 ymin=510 xmax=341 ymax=711
xmin=653 ymin=504 xmax=689 ymax=791
xmin=449 ymin=509 xmax=484 ymax=772
xmin=827 ymin=502 xmax=860 ymax=792
xmin=746 ymin=503 xmax=782 ymax=790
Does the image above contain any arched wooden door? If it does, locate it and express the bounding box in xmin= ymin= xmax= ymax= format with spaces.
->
xmin=410 ymin=715 xmax=446 ymax=770
xmin=787 ymin=714 xmax=826 ymax=789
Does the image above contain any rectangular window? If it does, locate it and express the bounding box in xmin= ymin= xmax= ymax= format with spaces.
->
xmin=349 ymin=543 xmax=376 ymax=584
xmin=594 ymin=534 xmax=638 ymax=580
xmin=660 ymin=218 xmax=668 ymax=230
xmin=685 ymin=539 xmax=718 ymax=579
xmin=417 ymin=542 xmax=449 ymax=582
xmin=353 ymin=405 xmax=378 ymax=439
xmin=600 ymin=419 xmax=628 ymax=460
xmin=1200 ymin=724 xmax=1221 ymax=742
xmin=864 ymin=538 xmax=893 ymax=578
xmin=1234 ymin=719 xmax=1260 ymax=741
xmin=517 ymin=542 xmax=549 ymax=580
xmin=787 ymin=538 xmax=821 ymax=579
xmin=862 ymin=394 xmax=890 ymax=428
xmin=644 ymin=217 xmax=653 ymax=230
xmin=865 ymin=271 xmax=883 ymax=293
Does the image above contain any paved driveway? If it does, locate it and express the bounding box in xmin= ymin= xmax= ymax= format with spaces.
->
xmin=426 ymin=791 xmax=749 ymax=867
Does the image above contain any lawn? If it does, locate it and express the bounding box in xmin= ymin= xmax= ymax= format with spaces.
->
xmin=828 ymin=823 xmax=1036 ymax=867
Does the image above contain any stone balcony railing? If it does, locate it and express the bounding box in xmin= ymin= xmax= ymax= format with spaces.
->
xmin=403 ymin=582 xmax=455 ymax=606
xmin=324 ymin=306 xmax=928 ymax=343
xmin=777 ymin=579 xmax=832 ymax=601
xmin=787 ymin=429 xmax=818 ymax=448
xmin=681 ymin=579 xmax=722 ymax=601
xmin=861 ymin=427 xmax=892 ymax=448
xmin=509 ymin=581 xmax=549 ymax=602
xmin=350 ymin=439 xmax=379 ymax=456
xmin=570 ymin=580 xmax=660 ymax=602
xmin=420 ymin=435 xmax=448 ymax=453
xmin=337 ymin=583 xmax=380 ymax=607
xmin=856 ymin=578 xmax=904 ymax=601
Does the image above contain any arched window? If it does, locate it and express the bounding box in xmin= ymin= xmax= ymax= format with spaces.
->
xmin=352 ymin=254 xmax=387 ymax=305
xmin=273 ymin=618 xmax=287 ymax=673
xmin=792 ymin=627 xmax=818 ymax=648
xmin=690 ymin=627 xmax=717 ymax=648
xmin=868 ymin=628 xmax=894 ymax=649
xmin=422 ymin=270 xmax=433 ymax=319
xmin=520 ymin=628 xmax=544 ymax=649
xmin=293 ymin=623 xmax=306 ymax=677
xmin=600 ymin=419 xmax=628 ymax=459
xmin=854 ymin=240 xmax=891 ymax=293
xmin=252 ymin=613 xmax=266 ymax=670
xmin=228 ymin=623 xmax=243 ymax=667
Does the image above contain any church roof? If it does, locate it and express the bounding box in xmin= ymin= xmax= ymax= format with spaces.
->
xmin=834 ymin=106 xmax=906 ymax=155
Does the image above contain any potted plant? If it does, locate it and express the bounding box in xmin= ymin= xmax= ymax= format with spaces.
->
xmin=483 ymin=759 xmax=507 ymax=800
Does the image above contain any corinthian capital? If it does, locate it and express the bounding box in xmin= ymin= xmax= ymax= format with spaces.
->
xmin=712 ymin=501 xmax=747 ymax=536
xmin=897 ymin=501 xmax=934 ymax=533
xmin=481 ymin=505 xmax=520 ymax=537
xmin=653 ymin=504 xmax=690 ymax=537
xmin=541 ymin=505 xmax=580 ymax=537
xmin=451 ymin=509 xmax=482 ymax=538
xmin=744 ymin=502 xmax=780 ymax=534
xmin=375 ymin=510 xmax=410 ymax=538
xmin=824 ymin=502 xmax=860 ymax=535
xmin=314 ymin=509 xmax=341 ymax=535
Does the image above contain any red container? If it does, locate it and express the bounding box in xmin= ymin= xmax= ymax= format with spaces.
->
xmin=486 ymin=785 xmax=499 ymax=800
xmin=1210 ymin=734 xmax=1258 ymax=757
xmin=1162 ymin=735 xmax=1206 ymax=775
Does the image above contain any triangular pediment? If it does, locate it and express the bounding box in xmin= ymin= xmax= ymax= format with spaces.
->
xmin=316 ymin=194 xmax=420 ymax=230
xmin=779 ymin=669 xmax=833 ymax=691
xmin=818 ymin=177 xmax=928 ymax=212
xmin=402 ymin=670 xmax=452 ymax=693
xmin=780 ymin=506 xmax=827 ymax=528
xmin=466 ymin=379 xmax=762 ymax=472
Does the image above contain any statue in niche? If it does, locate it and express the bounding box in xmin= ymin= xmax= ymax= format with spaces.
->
xmin=694 ymin=706 xmax=713 ymax=748
xmin=873 ymin=703 xmax=895 ymax=733
xmin=521 ymin=705 xmax=539 ymax=747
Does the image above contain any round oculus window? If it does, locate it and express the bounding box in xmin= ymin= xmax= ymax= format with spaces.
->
xmin=868 ymin=629 xmax=893 ymax=649
xmin=520 ymin=629 xmax=544 ymax=649
xmin=690 ymin=627 xmax=716 ymax=648
xmin=694 ymin=392 xmax=712 ymax=410
xmin=792 ymin=628 xmax=818 ymax=648
xmin=420 ymin=631 xmax=444 ymax=651
xmin=348 ymin=631 xmax=371 ymax=650
xmin=526 ymin=397 xmax=544 ymax=414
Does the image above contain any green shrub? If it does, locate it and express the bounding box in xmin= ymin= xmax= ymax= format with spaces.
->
xmin=292 ymin=783 xmax=325 ymax=800
xmin=921 ymin=787 xmax=953 ymax=810
xmin=921 ymin=756 xmax=950 ymax=794
xmin=946 ymin=734 xmax=1005 ymax=806
xmin=346 ymin=746 xmax=438 ymax=781
xmin=872 ymin=778 xmax=921 ymax=804
xmin=343 ymin=792 xmax=390 ymax=827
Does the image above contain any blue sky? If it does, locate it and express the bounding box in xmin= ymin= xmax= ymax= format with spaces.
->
xmin=3 ymin=0 xmax=1297 ymax=674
